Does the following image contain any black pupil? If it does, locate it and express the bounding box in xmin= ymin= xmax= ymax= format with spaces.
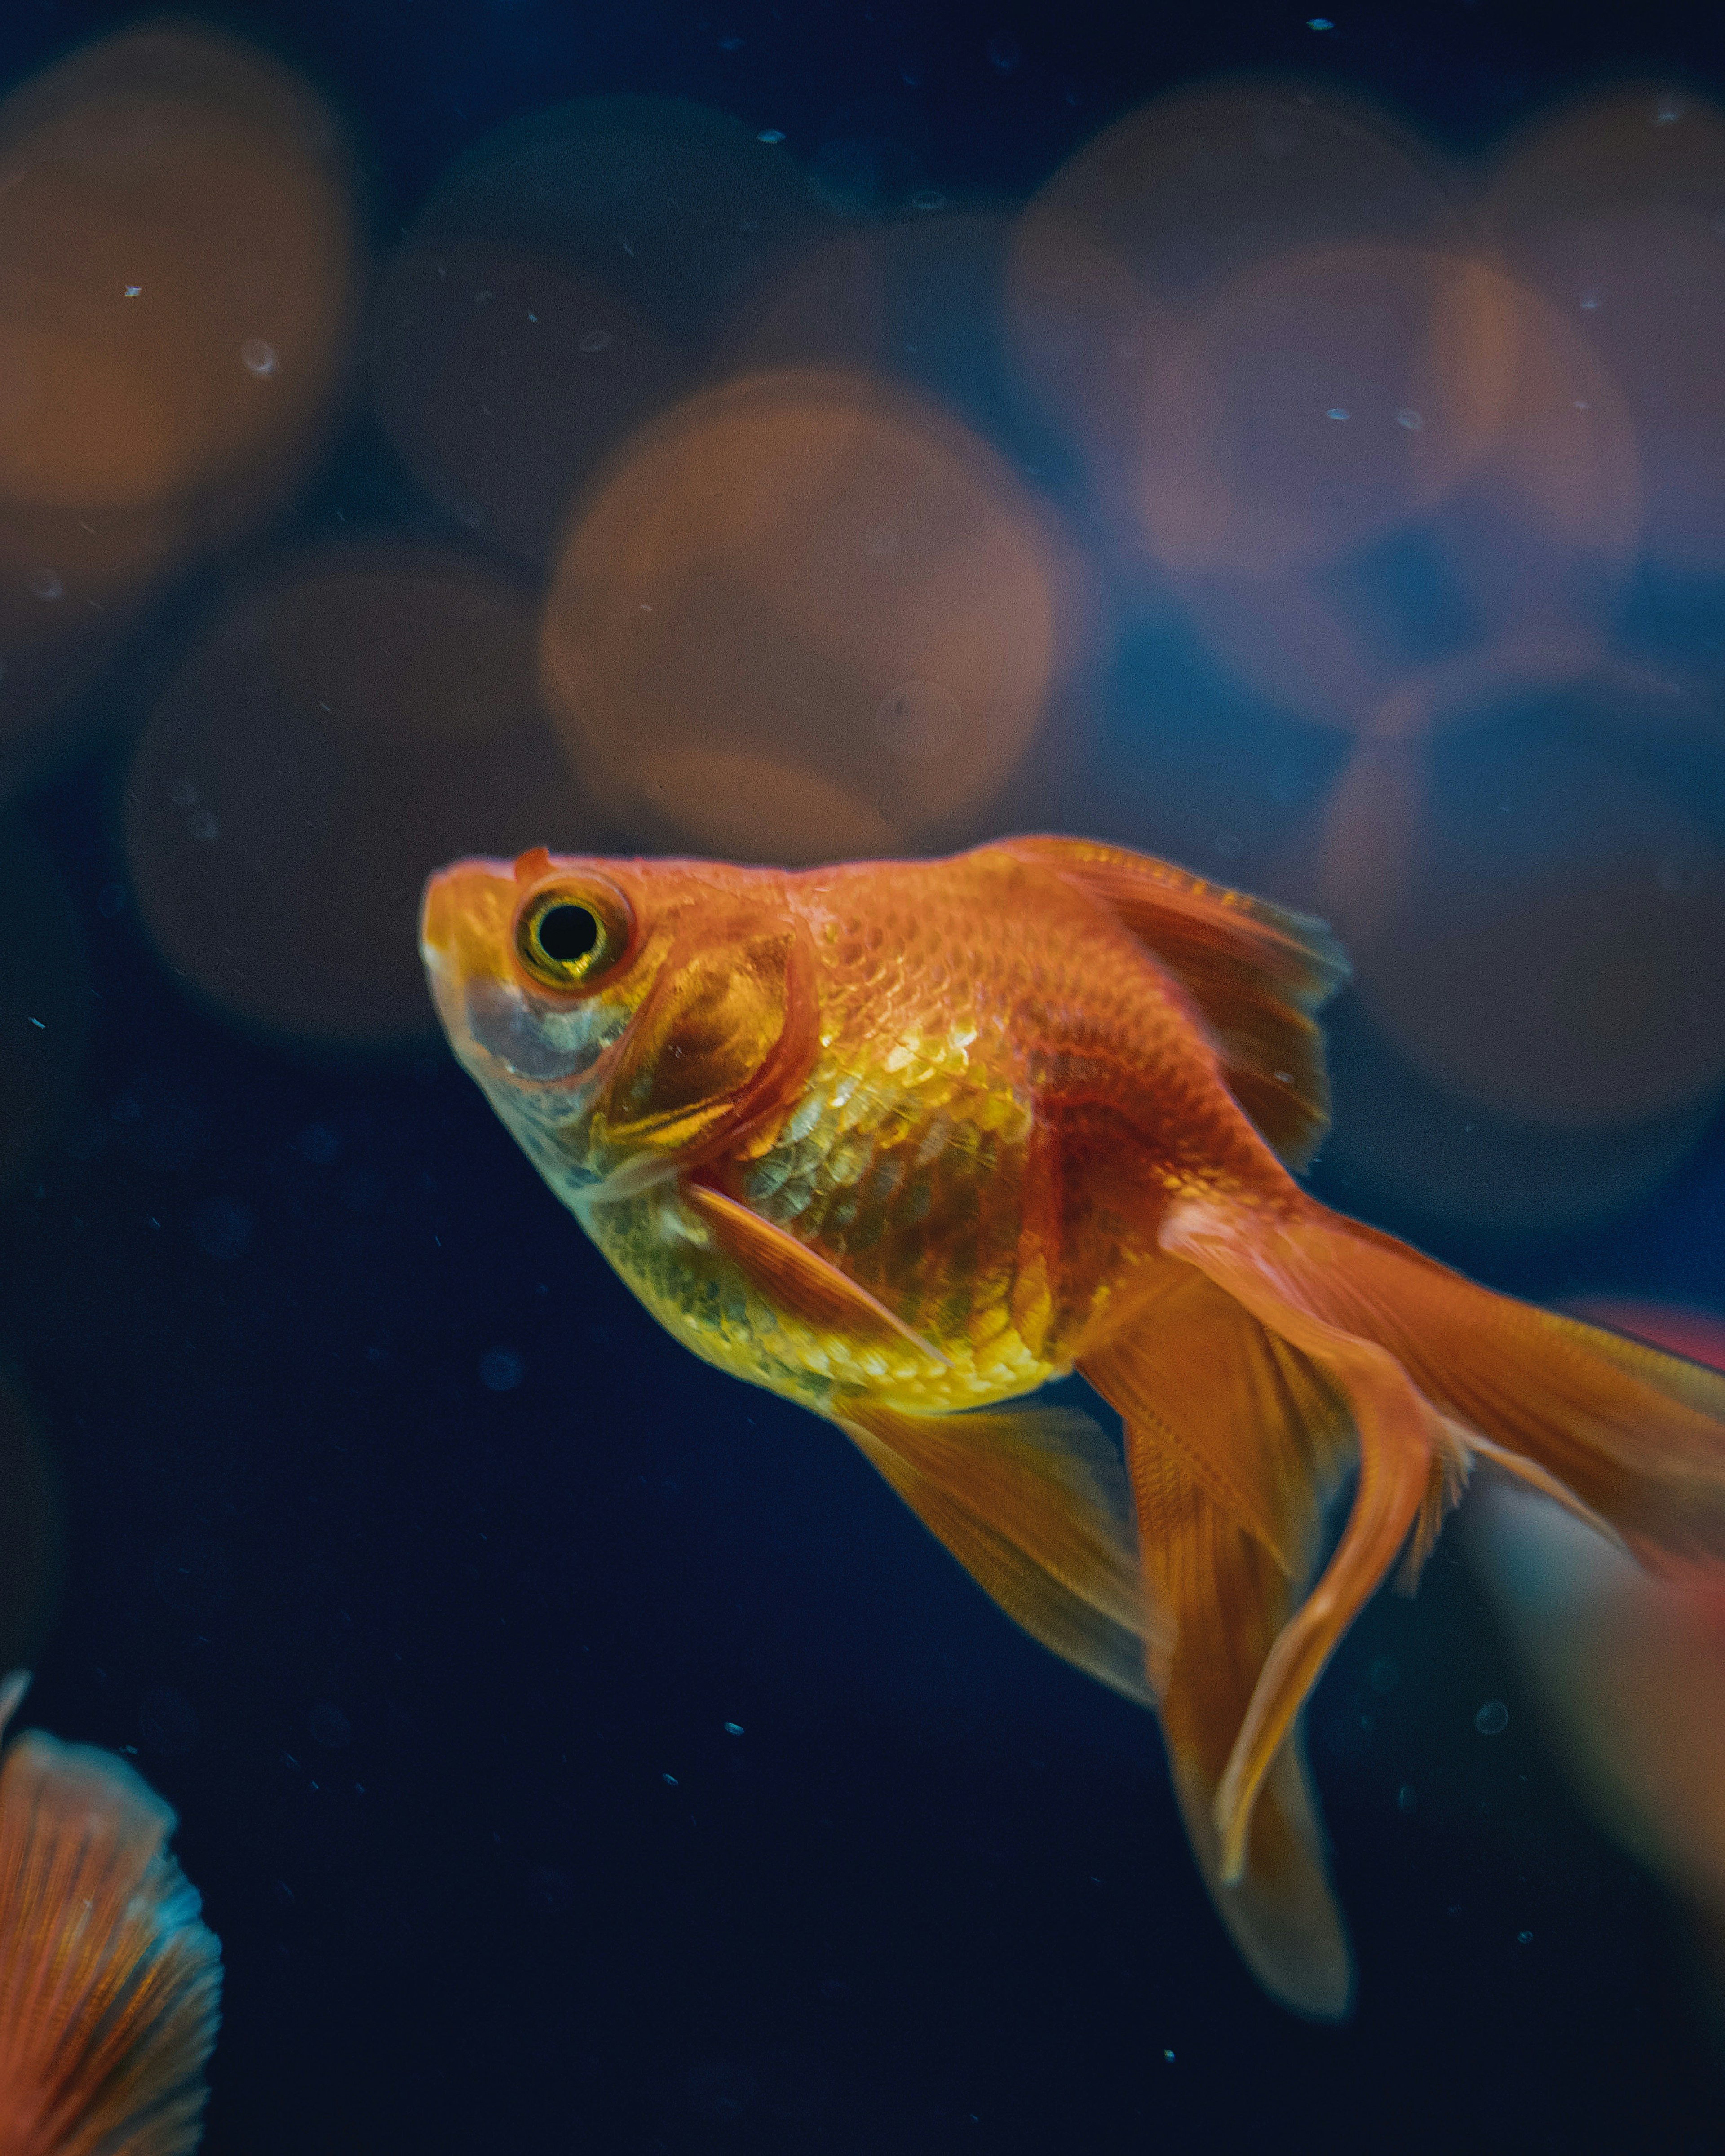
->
xmin=535 ymin=903 xmax=601 ymax=964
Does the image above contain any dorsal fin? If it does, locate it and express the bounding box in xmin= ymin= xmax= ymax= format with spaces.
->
xmin=997 ymin=836 xmax=1350 ymax=1171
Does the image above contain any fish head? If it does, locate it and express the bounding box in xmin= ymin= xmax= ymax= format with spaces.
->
xmin=420 ymin=847 xmax=818 ymax=1206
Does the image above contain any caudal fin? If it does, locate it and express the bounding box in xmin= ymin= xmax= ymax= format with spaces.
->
xmin=1157 ymin=1195 xmax=1725 ymax=1898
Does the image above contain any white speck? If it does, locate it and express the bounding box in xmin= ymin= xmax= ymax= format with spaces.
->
xmin=1396 ymin=407 xmax=1423 ymax=429
xmin=124 ymin=283 xmax=142 ymax=298
xmin=757 ymin=128 xmax=785 ymax=144
xmin=578 ymin=329 xmax=613 ymax=353
xmin=28 ymin=569 xmax=63 ymax=601
xmin=241 ymin=338 xmax=278 ymax=376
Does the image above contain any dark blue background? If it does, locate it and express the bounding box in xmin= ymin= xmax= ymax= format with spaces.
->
xmin=3 ymin=2 xmax=1724 ymax=2150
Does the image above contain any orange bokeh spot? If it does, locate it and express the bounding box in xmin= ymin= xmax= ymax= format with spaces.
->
xmin=0 ymin=24 xmax=356 ymax=776
xmin=1487 ymin=85 xmax=1725 ymax=573
xmin=540 ymin=369 xmax=1070 ymax=863
xmin=125 ymin=549 xmax=602 ymax=1049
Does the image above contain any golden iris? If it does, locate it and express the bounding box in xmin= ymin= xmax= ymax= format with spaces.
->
xmin=515 ymin=885 xmax=626 ymax=990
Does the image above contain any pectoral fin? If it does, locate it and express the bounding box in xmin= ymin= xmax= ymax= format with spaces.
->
xmin=840 ymin=1401 xmax=1156 ymax=1707
xmin=684 ymin=1181 xmax=948 ymax=1368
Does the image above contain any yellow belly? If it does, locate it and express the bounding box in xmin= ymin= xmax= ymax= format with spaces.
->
xmin=580 ymin=1181 xmax=1060 ymax=1420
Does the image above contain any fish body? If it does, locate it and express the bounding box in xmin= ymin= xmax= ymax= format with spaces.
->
xmin=422 ymin=833 xmax=1725 ymax=2021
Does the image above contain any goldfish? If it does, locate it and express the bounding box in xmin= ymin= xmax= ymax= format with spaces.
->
xmin=0 ymin=1670 xmax=222 ymax=2151
xmin=420 ymin=833 xmax=1725 ymax=2018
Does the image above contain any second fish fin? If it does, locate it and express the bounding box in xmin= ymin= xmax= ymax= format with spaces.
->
xmin=839 ymin=1401 xmax=1155 ymax=1708
xmin=1127 ymin=1428 xmax=1354 ymax=2020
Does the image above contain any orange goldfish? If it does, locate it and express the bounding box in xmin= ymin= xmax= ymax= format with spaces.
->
xmin=420 ymin=834 xmax=1725 ymax=2017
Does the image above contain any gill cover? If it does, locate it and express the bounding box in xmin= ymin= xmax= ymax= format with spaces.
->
xmin=593 ymin=907 xmax=820 ymax=1160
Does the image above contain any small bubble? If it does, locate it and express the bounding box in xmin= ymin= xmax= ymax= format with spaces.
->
xmin=190 ymin=1196 xmax=253 ymax=1261
xmin=298 ymin=1122 xmax=340 ymax=1165
xmin=662 ymin=1772 xmax=678 ymax=1786
xmin=187 ymin=810 xmax=219 ymax=842
xmin=1397 ymin=1783 xmax=1416 ymax=1811
xmin=724 ymin=1721 xmax=744 ymax=1736
xmin=241 ymin=338 xmax=278 ymax=376
xmin=480 ymin=1347 xmax=524 ymax=1392
xmin=1474 ymin=1699 xmax=1509 ymax=1736
xmin=1654 ymin=93 xmax=1684 ymax=124
xmin=911 ymin=188 xmax=947 ymax=211
xmin=124 ymin=283 xmax=142 ymax=298
xmin=1579 ymin=290 xmax=1601 ymax=311
xmin=818 ymin=1977 xmax=850 ymax=2001
xmin=577 ymin=329 xmax=614 ymax=353
xmin=1214 ymin=832 xmax=1243 ymax=859
xmin=27 ymin=569 xmax=63 ymax=601
xmin=1517 ymin=1929 xmax=1534 ymax=1944
xmin=1326 ymin=407 xmax=1350 ymax=421
xmin=1395 ymin=408 xmax=1423 ymax=429
xmin=756 ymin=128 xmax=786 ymax=144
xmin=718 ymin=33 xmax=743 ymax=49
xmin=986 ymin=31 xmax=1022 ymax=70
xmin=169 ymin=778 xmax=198 ymax=808
xmin=1163 ymin=2048 xmax=1176 ymax=2062
xmin=1307 ymin=14 xmax=1334 ymax=26
xmin=308 ymin=1702 xmax=351 ymax=1748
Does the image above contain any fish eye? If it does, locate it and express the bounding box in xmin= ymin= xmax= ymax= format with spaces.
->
xmin=514 ymin=883 xmax=629 ymax=990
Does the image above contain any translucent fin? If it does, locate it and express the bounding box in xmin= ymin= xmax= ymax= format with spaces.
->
xmin=839 ymin=1402 xmax=1156 ymax=1707
xmin=997 ymin=835 xmax=1349 ymax=1170
xmin=1259 ymin=1206 xmax=1725 ymax=1565
xmin=1080 ymin=1265 xmax=1352 ymax=1583
xmin=1127 ymin=1427 xmax=1353 ymax=2021
xmin=0 ymin=1730 xmax=222 ymax=2155
xmin=685 ymin=1181 xmax=948 ymax=1367
xmin=1158 ymin=1202 xmax=1440 ymax=1886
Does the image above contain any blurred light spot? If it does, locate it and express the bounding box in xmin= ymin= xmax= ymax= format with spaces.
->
xmin=125 ymin=548 xmax=602 ymax=1049
xmin=1474 ymin=1699 xmax=1509 ymax=1735
xmin=541 ymin=370 xmax=1070 ymax=862
xmin=0 ymin=24 xmax=355 ymax=707
xmin=1349 ymin=731 xmax=1725 ymax=1130
xmin=240 ymin=338 xmax=278 ymax=376
xmin=1007 ymin=82 xmax=1465 ymax=526
xmin=480 ymin=1348 xmax=524 ymax=1392
xmin=1486 ymin=84 xmax=1725 ymax=570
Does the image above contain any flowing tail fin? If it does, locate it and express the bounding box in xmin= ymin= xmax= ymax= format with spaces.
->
xmin=1146 ymin=1195 xmax=1725 ymax=1923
